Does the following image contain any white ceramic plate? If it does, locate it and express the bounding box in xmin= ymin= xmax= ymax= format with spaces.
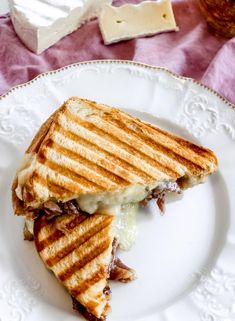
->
xmin=0 ymin=60 xmax=235 ymax=321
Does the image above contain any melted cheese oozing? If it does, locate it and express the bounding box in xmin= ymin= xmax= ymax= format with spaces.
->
xmin=77 ymin=183 xmax=158 ymax=214
xmin=99 ymin=203 xmax=138 ymax=250
xmin=113 ymin=203 xmax=138 ymax=250
xmin=25 ymin=203 xmax=138 ymax=250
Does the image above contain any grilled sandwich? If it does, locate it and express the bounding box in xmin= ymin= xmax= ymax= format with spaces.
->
xmin=12 ymin=96 xmax=217 ymax=218
xmin=12 ymin=96 xmax=218 ymax=320
xmin=34 ymin=212 xmax=136 ymax=321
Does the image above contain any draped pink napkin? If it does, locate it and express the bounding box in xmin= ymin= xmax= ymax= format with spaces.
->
xmin=0 ymin=0 xmax=234 ymax=104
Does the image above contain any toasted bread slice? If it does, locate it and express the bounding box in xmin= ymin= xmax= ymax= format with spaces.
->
xmin=12 ymin=97 xmax=218 ymax=216
xmin=34 ymin=212 xmax=115 ymax=320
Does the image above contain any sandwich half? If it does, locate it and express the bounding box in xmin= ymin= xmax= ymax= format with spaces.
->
xmin=12 ymin=96 xmax=218 ymax=218
xmin=12 ymin=96 xmax=218 ymax=320
xmin=34 ymin=212 xmax=136 ymax=321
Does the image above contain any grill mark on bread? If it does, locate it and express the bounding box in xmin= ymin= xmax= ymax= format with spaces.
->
xmin=36 ymin=164 xmax=92 ymax=195
xmin=36 ymin=215 xmax=88 ymax=252
xmin=38 ymin=156 xmax=105 ymax=191
xmin=85 ymin=300 xmax=101 ymax=315
xmin=65 ymin=110 xmax=178 ymax=178
xmin=102 ymin=116 xmax=206 ymax=174
xmin=34 ymin=209 xmax=79 ymax=233
xmin=32 ymin=173 xmax=74 ymax=198
xmin=44 ymin=216 xmax=113 ymax=267
xmin=59 ymin=239 xmax=110 ymax=282
xmin=45 ymin=140 xmax=129 ymax=186
xmin=115 ymin=117 xmax=214 ymax=171
xmin=54 ymin=124 xmax=153 ymax=182
xmin=84 ymin=103 xmax=209 ymax=173
xmin=92 ymin=102 xmax=215 ymax=164
xmin=146 ymin=123 xmax=217 ymax=161
xmin=71 ymin=266 xmax=106 ymax=297
xmin=59 ymin=112 xmax=162 ymax=179
xmin=26 ymin=109 xmax=59 ymax=154
xmin=36 ymin=228 xmax=63 ymax=249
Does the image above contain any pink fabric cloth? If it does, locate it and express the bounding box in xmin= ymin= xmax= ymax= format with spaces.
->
xmin=0 ymin=0 xmax=234 ymax=103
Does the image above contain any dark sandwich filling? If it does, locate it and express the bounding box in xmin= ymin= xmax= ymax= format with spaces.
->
xmin=24 ymin=181 xmax=182 ymax=241
xmin=25 ymin=181 xmax=182 ymax=221
xmin=71 ymin=238 xmax=135 ymax=321
xmin=43 ymin=199 xmax=80 ymax=218
xmin=108 ymin=238 xmax=136 ymax=283
xmin=72 ymin=297 xmax=104 ymax=321
xmin=140 ymin=181 xmax=182 ymax=214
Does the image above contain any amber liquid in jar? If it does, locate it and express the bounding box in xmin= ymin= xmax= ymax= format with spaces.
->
xmin=199 ymin=0 xmax=235 ymax=38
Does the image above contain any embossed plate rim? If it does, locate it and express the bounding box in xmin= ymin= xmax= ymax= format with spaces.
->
xmin=0 ymin=59 xmax=234 ymax=109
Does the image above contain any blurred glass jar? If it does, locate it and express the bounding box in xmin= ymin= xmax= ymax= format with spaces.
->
xmin=199 ymin=0 xmax=235 ymax=38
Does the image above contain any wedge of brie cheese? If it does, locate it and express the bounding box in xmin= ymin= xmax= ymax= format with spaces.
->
xmin=98 ymin=0 xmax=178 ymax=44
xmin=9 ymin=0 xmax=112 ymax=54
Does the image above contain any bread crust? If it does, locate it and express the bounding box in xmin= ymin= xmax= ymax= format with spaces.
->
xmin=12 ymin=105 xmax=65 ymax=215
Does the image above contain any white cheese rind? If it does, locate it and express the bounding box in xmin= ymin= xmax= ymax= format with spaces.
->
xmin=9 ymin=0 xmax=112 ymax=54
xmin=98 ymin=0 xmax=178 ymax=45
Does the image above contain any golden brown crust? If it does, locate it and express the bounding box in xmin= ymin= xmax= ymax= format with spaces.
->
xmin=11 ymin=105 xmax=65 ymax=215
xmin=12 ymin=96 xmax=218 ymax=215
xmin=27 ymin=111 xmax=58 ymax=154
xmin=34 ymin=213 xmax=114 ymax=319
xmin=75 ymin=97 xmax=218 ymax=174
xmin=113 ymin=107 xmax=218 ymax=174
xmin=143 ymin=121 xmax=218 ymax=168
